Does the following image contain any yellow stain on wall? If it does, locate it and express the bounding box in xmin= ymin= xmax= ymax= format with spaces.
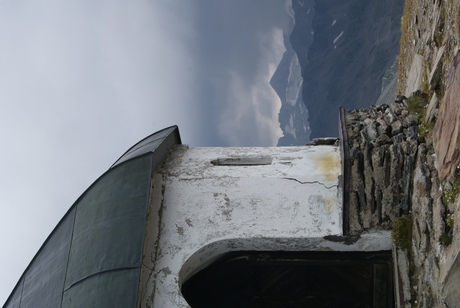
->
xmin=323 ymin=197 xmax=335 ymax=215
xmin=314 ymin=151 xmax=340 ymax=182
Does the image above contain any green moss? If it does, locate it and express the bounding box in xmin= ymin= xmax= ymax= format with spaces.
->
xmin=407 ymin=94 xmax=437 ymax=142
xmin=440 ymin=234 xmax=452 ymax=246
xmin=407 ymin=95 xmax=426 ymax=117
xmin=434 ymin=31 xmax=443 ymax=47
xmin=392 ymin=216 xmax=413 ymax=249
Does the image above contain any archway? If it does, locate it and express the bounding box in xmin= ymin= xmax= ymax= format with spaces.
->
xmin=181 ymin=251 xmax=394 ymax=307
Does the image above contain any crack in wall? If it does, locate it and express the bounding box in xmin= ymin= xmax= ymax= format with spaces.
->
xmin=282 ymin=177 xmax=338 ymax=190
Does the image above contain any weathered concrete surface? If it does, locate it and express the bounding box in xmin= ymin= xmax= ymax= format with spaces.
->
xmin=137 ymin=145 xmax=391 ymax=307
xmin=433 ymin=52 xmax=460 ymax=181
xmin=140 ymin=145 xmax=344 ymax=307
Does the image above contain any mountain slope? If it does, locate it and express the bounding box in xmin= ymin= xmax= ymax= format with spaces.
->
xmin=291 ymin=0 xmax=404 ymax=138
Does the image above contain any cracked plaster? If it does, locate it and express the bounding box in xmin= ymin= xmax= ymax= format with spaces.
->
xmin=137 ymin=145 xmax=391 ymax=307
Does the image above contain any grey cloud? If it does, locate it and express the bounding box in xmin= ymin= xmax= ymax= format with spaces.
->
xmin=188 ymin=1 xmax=289 ymax=146
xmin=0 ymin=0 xmax=289 ymax=304
xmin=0 ymin=0 xmax=200 ymax=303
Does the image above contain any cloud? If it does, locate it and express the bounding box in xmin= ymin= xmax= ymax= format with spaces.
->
xmin=218 ymin=28 xmax=285 ymax=146
xmin=0 ymin=0 xmax=290 ymax=304
xmin=0 ymin=0 xmax=200 ymax=303
xmin=189 ymin=1 xmax=289 ymax=146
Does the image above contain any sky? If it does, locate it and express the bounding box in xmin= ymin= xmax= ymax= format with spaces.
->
xmin=0 ymin=0 xmax=290 ymax=304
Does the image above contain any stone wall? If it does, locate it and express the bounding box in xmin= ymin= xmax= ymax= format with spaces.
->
xmin=410 ymin=141 xmax=446 ymax=307
xmin=373 ymin=0 xmax=460 ymax=305
xmin=343 ymin=92 xmax=460 ymax=306
xmin=344 ymin=97 xmax=419 ymax=234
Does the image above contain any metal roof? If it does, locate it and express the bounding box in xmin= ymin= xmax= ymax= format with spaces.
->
xmin=4 ymin=126 xmax=181 ymax=308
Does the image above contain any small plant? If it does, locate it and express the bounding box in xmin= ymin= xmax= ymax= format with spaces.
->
xmin=406 ymin=94 xmax=436 ymax=142
xmin=446 ymin=213 xmax=454 ymax=228
xmin=420 ymin=74 xmax=429 ymax=93
xmin=418 ymin=121 xmax=434 ymax=140
xmin=442 ymin=179 xmax=460 ymax=205
xmin=440 ymin=211 xmax=454 ymax=247
xmin=440 ymin=234 xmax=452 ymax=246
xmin=392 ymin=216 xmax=413 ymax=249
xmin=407 ymin=95 xmax=427 ymax=118
xmin=441 ymin=182 xmax=457 ymax=247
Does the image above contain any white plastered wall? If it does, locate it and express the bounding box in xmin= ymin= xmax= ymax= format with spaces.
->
xmin=138 ymin=144 xmax=392 ymax=307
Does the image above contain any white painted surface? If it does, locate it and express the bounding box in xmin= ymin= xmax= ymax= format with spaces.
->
xmin=137 ymin=145 xmax=391 ymax=307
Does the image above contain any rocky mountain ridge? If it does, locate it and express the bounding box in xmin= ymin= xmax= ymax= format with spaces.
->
xmin=272 ymin=0 xmax=313 ymax=146
xmin=273 ymin=0 xmax=404 ymax=146
xmin=292 ymin=0 xmax=404 ymax=138
xmin=357 ymin=0 xmax=460 ymax=305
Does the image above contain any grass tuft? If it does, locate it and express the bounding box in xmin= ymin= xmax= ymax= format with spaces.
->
xmin=392 ymin=216 xmax=413 ymax=249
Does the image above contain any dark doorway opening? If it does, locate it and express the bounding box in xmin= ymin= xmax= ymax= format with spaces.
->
xmin=181 ymin=251 xmax=394 ymax=308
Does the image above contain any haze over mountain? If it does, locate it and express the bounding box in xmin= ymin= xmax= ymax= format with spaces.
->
xmin=274 ymin=0 xmax=404 ymax=145
xmin=270 ymin=0 xmax=313 ymax=146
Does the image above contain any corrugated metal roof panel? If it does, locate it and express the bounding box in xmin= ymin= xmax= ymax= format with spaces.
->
xmin=3 ymin=126 xmax=182 ymax=307
xmin=62 ymin=268 xmax=139 ymax=308
xmin=64 ymin=155 xmax=152 ymax=289
xmin=4 ymin=278 xmax=23 ymax=308
xmin=111 ymin=125 xmax=181 ymax=168
xmin=20 ymin=208 xmax=76 ymax=308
